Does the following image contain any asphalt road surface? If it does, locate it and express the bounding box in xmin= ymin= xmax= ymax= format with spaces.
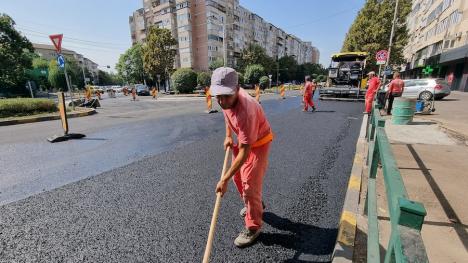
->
xmin=0 ymin=91 xmax=363 ymax=262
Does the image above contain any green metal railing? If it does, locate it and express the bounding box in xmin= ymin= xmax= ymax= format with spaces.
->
xmin=365 ymin=103 xmax=429 ymax=263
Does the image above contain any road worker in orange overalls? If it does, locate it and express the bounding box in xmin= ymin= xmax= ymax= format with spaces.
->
xmin=364 ymin=71 xmax=381 ymax=114
xmin=212 ymin=67 xmax=273 ymax=248
xmin=151 ymin=87 xmax=158 ymax=99
xmin=303 ymin=75 xmax=316 ymax=112
xmin=85 ymin=86 xmax=92 ymax=101
xmin=255 ymin=84 xmax=261 ymax=103
xmin=131 ymin=87 xmax=136 ymax=101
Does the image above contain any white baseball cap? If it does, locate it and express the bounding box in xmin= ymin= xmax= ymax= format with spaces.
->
xmin=210 ymin=67 xmax=238 ymax=96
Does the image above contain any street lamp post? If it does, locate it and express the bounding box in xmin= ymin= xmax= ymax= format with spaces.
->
xmin=276 ymin=58 xmax=279 ymax=93
xmin=268 ymin=74 xmax=272 ymax=91
xmin=223 ymin=21 xmax=227 ymax=67
xmin=381 ymin=0 xmax=400 ymax=87
xmin=157 ymin=74 xmax=161 ymax=92
xmin=80 ymin=59 xmax=87 ymax=87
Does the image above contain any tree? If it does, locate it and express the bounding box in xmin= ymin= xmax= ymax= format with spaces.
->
xmin=317 ymin=75 xmax=327 ymax=82
xmin=171 ymin=68 xmax=197 ymax=94
xmin=209 ymin=58 xmax=224 ymax=71
xmin=98 ymin=70 xmax=114 ymax=85
xmin=142 ymin=26 xmax=177 ymax=83
xmin=197 ymin=71 xmax=211 ymax=87
xmin=64 ymin=57 xmax=85 ymax=89
xmin=48 ymin=60 xmax=66 ymax=91
xmin=237 ymin=72 xmax=244 ymax=86
xmin=0 ymin=14 xmax=34 ymax=95
xmin=116 ymin=43 xmax=145 ymax=84
xmin=259 ymin=76 xmax=269 ymax=90
xmin=244 ymin=64 xmax=265 ymax=85
xmin=47 ymin=57 xmax=82 ymax=91
xmin=341 ymin=0 xmax=411 ymax=71
xmin=278 ymin=56 xmax=298 ymax=82
xmin=30 ymin=57 xmax=51 ymax=90
xmin=237 ymin=44 xmax=275 ymax=74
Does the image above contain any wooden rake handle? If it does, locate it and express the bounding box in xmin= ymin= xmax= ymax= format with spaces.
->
xmin=202 ymin=147 xmax=231 ymax=263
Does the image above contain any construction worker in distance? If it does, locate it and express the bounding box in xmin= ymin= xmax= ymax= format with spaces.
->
xmin=151 ymin=86 xmax=158 ymax=99
xmin=280 ymin=83 xmax=285 ymax=99
xmin=85 ymin=86 xmax=92 ymax=101
xmin=212 ymin=67 xmax=273 ymax=248
xmin=364 ymin=71 xmax=380 ymax=114
xmin=131 ymin=87 xmax=136 ymax=101
xmin=303 ymin=75 xmax=316 ymax=112
xmin=95 ymin=89 xmax=102 ymax=100
xmin=123 ymin=87 xmax=128 ymax=96
xmin=205 ymin=86 xmax=213 ymax=112
xmin=255 ymin=84 xmax=261 ymax=103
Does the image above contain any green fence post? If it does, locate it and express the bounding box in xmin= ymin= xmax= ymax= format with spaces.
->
xmin=397 ymin=198 xmax=427 ymax=231
xmin=367 ymin=130 xmax=381 ymax=262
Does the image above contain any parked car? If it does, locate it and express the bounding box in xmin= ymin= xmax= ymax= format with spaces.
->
xmin=135 ymin=84 xmax=150 ymax=96
xmin=384 ymin=78 xmax=451 ymax=100
xmin=112 ymin=86 xmax=123 ymax=93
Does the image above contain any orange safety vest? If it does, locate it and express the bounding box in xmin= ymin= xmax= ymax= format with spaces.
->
xmin=252 ymin=132 xmax=274 ymax=148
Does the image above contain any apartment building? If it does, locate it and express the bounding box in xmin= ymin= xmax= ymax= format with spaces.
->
xmin=311 ymin=46 xmax=320 ymax=64
xmin=404 ymin=0 xmax=468 ymax=91
xmin=33 ymin=43 xmax=99 ymax=75
xmin=129 ymin=0 xmax=318 ymax=71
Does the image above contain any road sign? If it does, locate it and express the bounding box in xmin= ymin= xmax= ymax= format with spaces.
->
xmin=57 ymin=54 xmax=65 ymax=69
xmin=49 ymin=34 xmax=63 ymax=53
xmin=383 ymin=65 xmax=393 ymax=76
xmin=376 ymin=50 xmax=388 ymax=65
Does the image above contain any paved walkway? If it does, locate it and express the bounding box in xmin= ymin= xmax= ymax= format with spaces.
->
xmin=355 ymin=93 xmax=468 ymax=262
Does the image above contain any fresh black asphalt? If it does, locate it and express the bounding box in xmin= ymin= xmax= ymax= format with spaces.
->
xmin=0 ymin=95 xmax=363 ymax=262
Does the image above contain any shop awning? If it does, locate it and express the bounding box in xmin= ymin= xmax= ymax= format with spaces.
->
xmin=440 ymin=44 xmax=468 ymax=63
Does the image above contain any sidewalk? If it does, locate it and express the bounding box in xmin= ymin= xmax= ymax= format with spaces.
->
xmin=355 ymin=93 xmax=468 ymax=262
xmin=419 ymin=91 xmax=468 ymax=142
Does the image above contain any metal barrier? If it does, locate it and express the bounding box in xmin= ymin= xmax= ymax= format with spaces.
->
xmin=365 ymin=103 xmax=429 ymax=263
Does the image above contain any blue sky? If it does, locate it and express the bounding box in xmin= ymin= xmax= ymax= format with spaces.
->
xmin=1 ymin=0 xmax=365 ymax=71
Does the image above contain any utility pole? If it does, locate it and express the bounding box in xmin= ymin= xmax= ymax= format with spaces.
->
xmin=223 ymin=20 xmax=227 ymax=67
xmin=381 ymin=0 xmax=399 ymax=87
xmin=27 ymin=81 xmax=34 ymax=98
xmin=276 ymin=58 xmax=279 ymax=93
xmin=80 ymin=59 xmax=87 ymax=87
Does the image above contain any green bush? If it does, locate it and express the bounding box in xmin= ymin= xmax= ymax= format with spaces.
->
xmin=259 ymin=76 xmax=269 ymax=89
xmin=197 ymin=71 xmax=211 ymax=87
xmin=244 ymin=64 xmax=265 ymax=84
xmin=171 ymin=68 xmax=197 ymax=93
xmin=238 ymin=72 xmax=244 ymax=86
xmin=0 ymin=98 xmax=57 ymax=118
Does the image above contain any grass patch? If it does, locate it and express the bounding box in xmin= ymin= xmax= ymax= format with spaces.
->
xmin=0 ymin=98 xmax=58 ymax=118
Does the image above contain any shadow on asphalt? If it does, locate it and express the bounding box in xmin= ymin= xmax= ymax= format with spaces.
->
xmin=260 ymin=212 xmax=337 ymax=262
xmin=80 ymin=138 xmax=108 ymax=141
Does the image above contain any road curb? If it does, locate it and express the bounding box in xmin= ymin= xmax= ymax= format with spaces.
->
xmin=320 ymin=97 xmax=365 ymax=102
xmin=332 ymin=114 xmax=368 ymax=262
xmin=0 ymin=108 xmax=96 ymax=127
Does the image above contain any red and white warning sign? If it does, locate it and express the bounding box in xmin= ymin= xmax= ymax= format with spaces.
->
xmin=375 ymin=50 xmax=388 ymax=65
xmin=49 ymin=34 xmax=63 ymax=53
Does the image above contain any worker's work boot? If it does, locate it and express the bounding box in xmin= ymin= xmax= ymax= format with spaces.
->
xmin=234 ymin=228 xmax=261 ymax=248
xmin=240 ymin=201 xmax=266 ymax=218
xmin=312 ymin=106 xmax=316 ymax=112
